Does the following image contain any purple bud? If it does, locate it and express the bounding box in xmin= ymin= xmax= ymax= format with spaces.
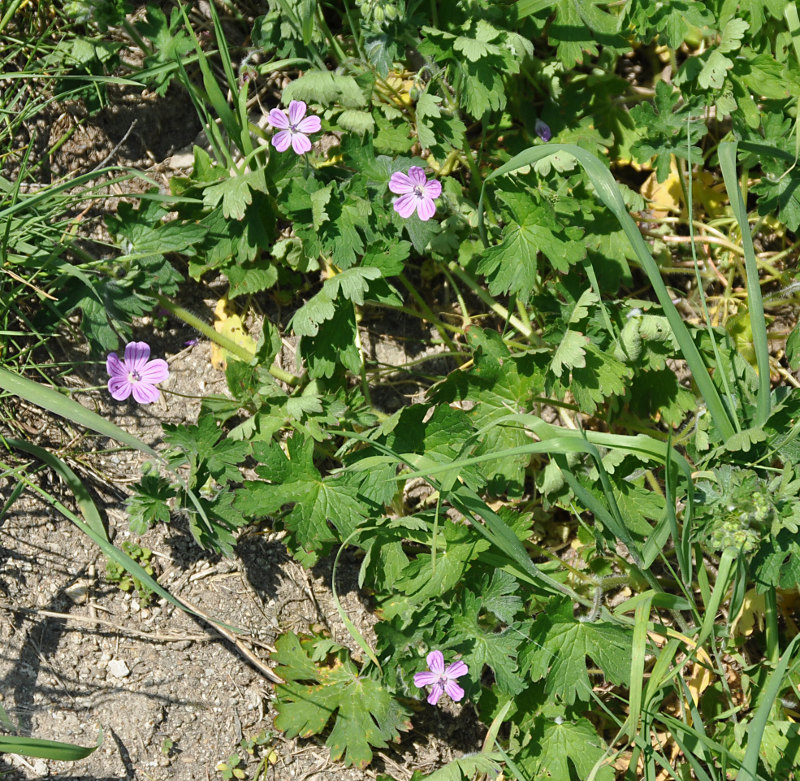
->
xmin=184 ymin=338 xmax=198 ymax=348
xmin=535 ymin=118 xmax=551 ymax=142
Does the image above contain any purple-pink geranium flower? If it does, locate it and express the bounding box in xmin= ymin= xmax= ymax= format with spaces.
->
xmin=106 ymin=342 xmax=169 ymax=404
xmin=413 ymin=650 xmax=468 ymax=705
xmin=267 ymin=100 xmax=321 ymax=155
xmin=389 ymin=167 xmax=441 ymax=221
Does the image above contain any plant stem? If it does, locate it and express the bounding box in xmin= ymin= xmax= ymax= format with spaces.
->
xmin=445 ymin=262 xmax=535 ymax=341
xmin=765 ymin=587 xmax=779 ymax=664
xmin=397 ymin=274 xmax=460 ymax=352
xmin=156 ymin=295 xmax=299 ymax=386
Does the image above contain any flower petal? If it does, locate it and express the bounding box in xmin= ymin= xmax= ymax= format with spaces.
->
xmin=427 ymin=683 xmax=444 ymax=705
xmin=291 ymin=132 xmax=312 ymax=155
xmin=267 ymin=108 xmax=289 ymax=129
xmin=443 ymin=679 xmax=465 ymax=702
xmin=108 ymin=376 xmax=132 ymax=401
xmin=414 ymin=671 xmax=439 ymax=688
xmin=139 ymin=358 xmax=169 ymax=385
xmin=388 ymin=172 xmax=414 ymax=194
xmin=288 ymin=100 xmax=307 ymax=126
xmin=124 ymin=342 xmax=151 ymax=372
xmin=296 ymin=115 xmax=321 ymax=134
xmin=106 ymin=352 xmax=124 ymax=378
xmin=393 ymin=193 xmax=417 ymax=218
xmin=416 ymin=196 xmax=436 ymax=221
xmin=426 ymin=650 xmax=445 ymax=674
xmin=423 ymin=179 xmax=442 ymax=200
xmin=445 ymin=660 xmax=468 ymax=679
xmin=408 ymin=166 xmax=427 ymax=186
xmin=131 ymin=382 xmax=160 ymax=404
xmin=272 ymin=130 xmax=292 ymax=152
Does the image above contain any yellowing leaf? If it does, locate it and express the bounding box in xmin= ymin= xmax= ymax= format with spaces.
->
xmin=731 ymin=589 xmax=766 ymax=638
xmin=686 ymin=652 xmax=713 ymax=707
xmin=211 ymin=298 xmax=256 ymax=371
xmin=641 ymin=165 xmax=683 ymax=218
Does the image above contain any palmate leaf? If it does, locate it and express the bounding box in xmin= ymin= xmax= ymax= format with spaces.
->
xmin=431 ymin=329 xmax=546 ymax=494
xmin=521 ymin=598 xmax=631 ymax=704
xmin=236 ymin=435 xmax=370 ymax=557
xmin=544 ymin=0 xmax=626 ymax=68
xmin=394 ymin=520 xmax=490 ymax=603
xmin=525 ymin=710 xmax=614 ymax=781
xmin=202 ymin=168 xmax=268 ymax=221
xmin=449 ymin=589 xmax=526 ymax=698
xmin=629 ymin=80 xmax=706 ymax=182
xmin=423 ymin=752 xmax=504 ymax=780
xmin=273 ymin=633 xmax=411 ymax=769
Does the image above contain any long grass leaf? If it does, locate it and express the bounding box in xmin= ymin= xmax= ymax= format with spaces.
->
xmin=627 ymin=594 xmax=653 ymax=741
xmin=718 ymin=141 xmax=771 ymax=426
xmin=0 ymin=367 xmax=160 ymax=459
xmin=5 ymin=437 xmax=107 ymax=542
xmin=736 ymin=633 xmax=800 ymax=781
xmin=0 ymin=733 xmax=99 ymax=761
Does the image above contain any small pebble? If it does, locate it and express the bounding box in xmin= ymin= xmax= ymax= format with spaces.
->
xmin=108 ymin=659 xmax=130 ymax=678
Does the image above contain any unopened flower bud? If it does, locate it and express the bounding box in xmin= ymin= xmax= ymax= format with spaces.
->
xmin=535 ymin=118 xmax=551 ymax=142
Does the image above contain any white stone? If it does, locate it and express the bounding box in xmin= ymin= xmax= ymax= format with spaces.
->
xmin=108 ymin=659 xmax=130 ymax=678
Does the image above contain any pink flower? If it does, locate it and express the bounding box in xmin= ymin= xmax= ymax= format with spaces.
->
xmin=413 ymin=650 xmax=468 ymax=705
xmin=267 ymin=100 xmax=321 ymax=155
xmin=106 ymin=342 xmax=169 ymax=404
xmin=389 ymin=167 xmax=442 ymax=221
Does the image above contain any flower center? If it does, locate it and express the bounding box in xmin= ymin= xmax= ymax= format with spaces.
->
xmin=413 ymin=185 xmax=425 ymax=198
xmin=128 ymin=370 xmax=141 ymax=383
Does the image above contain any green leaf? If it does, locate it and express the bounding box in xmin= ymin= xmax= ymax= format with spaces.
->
xmin=423 ymin=752 xmax=504 ymax=781
xmin=527 ymin=713 xmax=614 ymax=781
xmin=698 ymin=49 xmax=734 ymax=90
xmin=550 ymin=330 xmax=588 ymax=376
xmin=718 ymin=18 xmax=749 ymax=53
xmin=547 ymin=0 xmax=626 ymax=68
xmin=238 ymin=435 xmax=369 ymax=554
xmin=394 ymin=520 xmax=490 ymax=602
xmin=629 ymin=80 xmax=706 ymax=182
xmin=282 ymin=70 xmax=368 ymax=108
xmin=787 ymin=325 xmax=800 ymax=370
xmin=450 ymin=589 xmax=526 ymax=697
xmin=337 ymin=109 xmax=375 ymax=136
xmin=431 ymin=330 xmax=545 ymax=493
xmin=479 ymin=569 xmax=523 ymax=624
xmin=522 ymin=599 xmax=632 ymax=704
xmin=163 ymin=417 xmax=248 ymax=483
xmin=0 ymin=367 xmax=159 ymax=459
xmin=127 ymin=474 xmax=176 ymax=534
xmin=203 ymin=168 xmax=268 ymax=221
xmin=273 ymin=633 xmax=411 ymax=769
xmin=0 ymin=733 xmax=100 ymax=762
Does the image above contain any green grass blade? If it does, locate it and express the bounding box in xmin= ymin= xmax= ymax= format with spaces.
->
xmin=478 ymin=144 xmax=737 ymax=441
xmin=718 ymin=141 xmax=771 ymax=426
xmin=696 ymin=547 xmax=736 ymax=648
xmin=0 ymin=366 xmax=160 ymax=459
xmin=0 ymin=732 xmax=100 ymax=761
xmin=735 ymin=633 xmax=800 ymax=781
xmin=626 ymin=594 xmax=653 ymax=742
xmin=5 ymin=437 xmax=107 ymax=542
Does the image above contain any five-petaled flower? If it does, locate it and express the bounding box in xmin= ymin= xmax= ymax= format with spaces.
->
xmin=267 ymin=100 xmax=321 ymax=155
xmin=106 ymin=342 xmax=169 ymax=404
xmin=413 ymin=650 xmax=468 ymax=705
xmin=389 ymin=167 xmax=442 ymax=221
